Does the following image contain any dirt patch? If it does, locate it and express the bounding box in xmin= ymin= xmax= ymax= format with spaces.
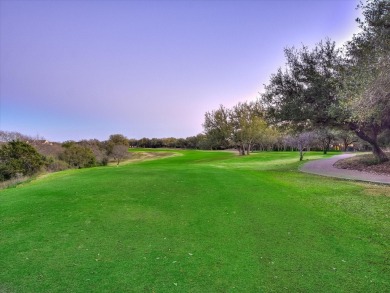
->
xmin=334 ymin=152 xmax=390 ymax=175
xmin=357 ymin=184 xmax=390 ymax=197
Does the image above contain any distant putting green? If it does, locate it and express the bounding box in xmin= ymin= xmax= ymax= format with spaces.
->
xmin=1 ymin=150 xmax=389 ymax=292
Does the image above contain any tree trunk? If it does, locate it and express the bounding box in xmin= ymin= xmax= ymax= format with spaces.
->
xmin=343 ymin=140 xmax=349 ymax=151
xmin=241 ymin=144 xmax=246 ymax=155
xmin=354 ymin=129 xmax=388 ymax=162
xmin=246 ymin=143 xmax=251 ymax=155
xmin=298 ymin=142 xmax=304 ymax=161
xmin=299 ymin=149 xmax=304 ymax=161
xmin=238 ymin=144 xmax=245 ymax=155
xmin=371 ymin=142 xmax=388 ymax=162
xmin=322 ymin=138 xmax=330 ymax=154
xmin=322 ymin=141 xmax=327 ymax=154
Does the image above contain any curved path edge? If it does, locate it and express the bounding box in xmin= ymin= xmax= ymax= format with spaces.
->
xmin=300 ymin=154 xmax=390 ymax=185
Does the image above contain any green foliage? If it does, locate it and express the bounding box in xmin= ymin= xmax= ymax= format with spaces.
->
xmin=203 ymin=101 xmax=274 ymax=154
xmin=340 ymin=0 xmax=389 ymax=161
xmin=341 ymin=0 xmax=390 ymax=124
xmin=77 ymin=139 xmax=108 ymax=165
xmin=231 ymin=101 xmax=269 ymax=154
xmin=108 ymin=134 xmax=129 ymax=146
xmin=203 ymin=104 xmax=232 ymax=149
xmin=315 ymin=127 xmax=337 ymax=154
xmin=0 ymin=150 xmax=388 ymax=292
xmin=59 ymin=144 xmax=96 ymax=168
xmin=262 ymin=1 xmax=389 ymax=161
xmin=262 ymin=39 xmax=342 ymax=128
xmin=61 ymin=140 xmax=76 ymax=148
xmin=105 ymin=134 xmax=130 ymax=158
xmin=0 ymin=140 xmax=45 ymax=181
xmin=44 ymin=156 xmax=70 ymax=172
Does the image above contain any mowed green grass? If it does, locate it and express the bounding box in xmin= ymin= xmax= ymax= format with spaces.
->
xmin=1 ymin=150 xmax=389 ymax=292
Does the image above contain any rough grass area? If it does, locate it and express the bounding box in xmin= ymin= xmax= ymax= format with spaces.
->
xmin=0 ymin=175 xmax=31 ymax=190
xmin=1 ymin=150 xmax=389 ymax=292
xmin=334 ymin=152 xmax=390 ymax=175
xmin=108 ymin=149 xmax=176 ymax=166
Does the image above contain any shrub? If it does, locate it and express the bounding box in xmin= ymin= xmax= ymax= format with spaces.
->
xmin=44 ymin=157 xmax=70 ymax=172
xmin=0 ymin=140 xmax=45 ymax=181
xmin=59 ymin=144 xmax=96 ymax=168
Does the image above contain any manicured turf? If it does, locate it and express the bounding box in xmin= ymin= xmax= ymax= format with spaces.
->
xmin=1 ymin=150 xmax=389 ymax=292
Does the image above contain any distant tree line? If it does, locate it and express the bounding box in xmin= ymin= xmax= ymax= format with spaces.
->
xmin=0 ymin=130 xmax=226 ymax=183
xmin=128 ymin=135 xmax=211 ymax=149
xmin=0 ymin=130 xmax=236 ymax=184
xmin=0 ymin=131 xmax=131 ymax=183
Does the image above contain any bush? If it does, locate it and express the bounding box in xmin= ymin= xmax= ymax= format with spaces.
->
xmin=45 ymin=157 xmax=70 ymax=172
xmin=101 ymin=157 xmax=109 ymax=166
xmin=0 ymin=140 xmax=45 ymax=181
xmin=59 ymin=144 xmax=96 ymax=168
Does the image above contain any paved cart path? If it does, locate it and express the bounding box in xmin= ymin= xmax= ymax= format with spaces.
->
xmin=300 ymin=154 xmax=390 ymax=185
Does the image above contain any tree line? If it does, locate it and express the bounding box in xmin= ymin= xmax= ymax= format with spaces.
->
xmin=0 ymin=124 xmax=379 ymax=184
xmin=0 ymin=132 xmax=132 ymax=183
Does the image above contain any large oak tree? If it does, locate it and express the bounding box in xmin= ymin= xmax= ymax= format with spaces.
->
xmin=262 ymin=0 xmax=389 ymax=162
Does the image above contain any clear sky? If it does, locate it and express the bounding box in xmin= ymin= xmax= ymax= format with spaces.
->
xmin=1 ymin=0 xmax=361 ymax=142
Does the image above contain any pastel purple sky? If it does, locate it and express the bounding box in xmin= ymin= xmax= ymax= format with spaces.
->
xmin=1 ymin=0 xmax=361 ymax=142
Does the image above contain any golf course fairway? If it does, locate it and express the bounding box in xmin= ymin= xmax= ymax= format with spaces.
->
xmin=1 ymin=150 xmax=389 ymax=292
